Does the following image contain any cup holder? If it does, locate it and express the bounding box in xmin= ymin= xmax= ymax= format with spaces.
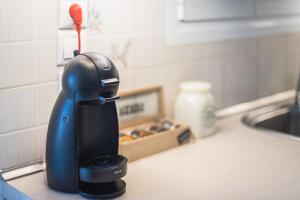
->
xmin=79 ymin=155 xmax=127 ymax=183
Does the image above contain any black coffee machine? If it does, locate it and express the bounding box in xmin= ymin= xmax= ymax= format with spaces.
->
xmin=46 ymin=52 xmax=128 ymax=199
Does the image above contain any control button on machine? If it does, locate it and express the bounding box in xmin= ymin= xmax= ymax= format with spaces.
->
xmin=101 ymin=78 xmax=119 ymax=87
xmin=97 ymin=56 xmax=111 ymax=70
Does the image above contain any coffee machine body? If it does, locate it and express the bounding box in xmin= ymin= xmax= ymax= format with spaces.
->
xmin=46 ymin=52 xmax=127 ymax=199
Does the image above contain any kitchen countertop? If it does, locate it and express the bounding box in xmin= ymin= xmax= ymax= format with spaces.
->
xmin=6 ymin=112 xmax=300 ymax=200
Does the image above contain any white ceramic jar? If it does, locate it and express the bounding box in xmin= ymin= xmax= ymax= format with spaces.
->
xmin=175 ymin=81 xmax=217 ymax=139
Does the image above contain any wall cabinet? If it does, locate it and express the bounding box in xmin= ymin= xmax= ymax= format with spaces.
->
xmin=166 ymin=0 xmax=300 ymax=45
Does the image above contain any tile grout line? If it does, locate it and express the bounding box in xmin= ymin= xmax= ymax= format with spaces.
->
xmin=0 ymin=38 xmax=56 ymax=46
xmin=0 ymin=81 xmax=58 ymax=92
xmin=0 ymin=124 xmax=48 ymax=137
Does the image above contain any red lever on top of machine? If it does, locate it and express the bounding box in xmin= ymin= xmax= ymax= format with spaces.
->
xmin=69 ymin=3 xmax=82 ymax=54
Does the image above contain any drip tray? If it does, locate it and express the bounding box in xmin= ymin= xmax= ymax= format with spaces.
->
xmin=79 ymin=180 xmax=126 ymax=199
xmin=79 ymin=155 xmax=127 ymax=183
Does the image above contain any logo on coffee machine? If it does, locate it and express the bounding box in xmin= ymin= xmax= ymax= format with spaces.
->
xmin=114 ymin=169 xmax=123 ymax=174
xmin=97 ymin=56 xmax=111 ymax=70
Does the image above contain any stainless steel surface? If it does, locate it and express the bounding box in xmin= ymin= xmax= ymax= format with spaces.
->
xmin=0 ymin=162 xmax=41 ymax=200
xmin=217 ymin=90 xmax=295 ymax=118
xmin=242 ymin=100 xmax=292 ymax=126
xmin=294 ymin=70 xmax=300 ymax=110
xmin=1 ymin=162 xmax=43 ymax=182
xmin=0 ymin=161 xmax=43 ymax=199
xmin=242 ymin=98 xmax=300 ymax=142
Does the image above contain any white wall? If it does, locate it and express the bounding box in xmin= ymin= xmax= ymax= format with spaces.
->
xmin=0 ymin=0 xmax=300 ymax=169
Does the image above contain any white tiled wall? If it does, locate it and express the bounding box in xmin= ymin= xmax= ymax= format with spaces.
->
xmin=224 ymin=56 xmax=257 ymax=106
xmin=0 ymin=0 xmax=58 ymax=169
xmin=0 ymin=0 xmax=300 ymax=169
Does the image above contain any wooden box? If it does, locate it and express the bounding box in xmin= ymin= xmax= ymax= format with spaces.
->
xmin=117 ymin=86 xmax=194 ymax=162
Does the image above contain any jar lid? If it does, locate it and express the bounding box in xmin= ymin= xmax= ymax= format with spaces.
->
xmin=180 ymin=81 xmax=212 ymax=93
